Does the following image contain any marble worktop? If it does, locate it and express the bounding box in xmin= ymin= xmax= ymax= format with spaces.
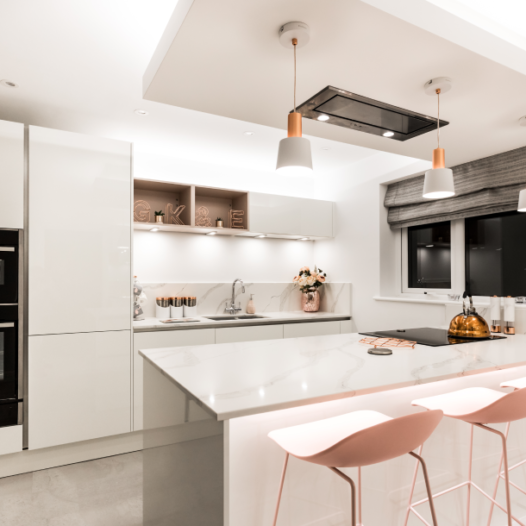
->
xmin=133 ymin=311 xmax=351 ymax=332
xmin=139 ymin=332 xmax=526 ymax=421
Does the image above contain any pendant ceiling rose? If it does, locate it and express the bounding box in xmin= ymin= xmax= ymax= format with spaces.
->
xmin=424 ymin=77 xmax=453 ymax=96
xmin=279 ymin=22 xmax=310 ymax=49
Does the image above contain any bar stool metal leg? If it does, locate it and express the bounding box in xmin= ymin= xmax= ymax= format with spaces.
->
xmin=474 ymin=424 xmax=513 ymax=526
xmin=404 ymin=445 xmax=423 ymax=526
xmin=272 ymin=453 xmax=289 ymax=526
xmin=329 ymin=467 xmax=356 ymax=526
xmin=409 ymin=451 xmax=439 ymax=526
xmin=466 ymin=424 xmax=474 ymax=526
xmin=487 ymin=422 xmax=511 ymax=526
xmin=357 ymin=466 xmax=363 ymax=526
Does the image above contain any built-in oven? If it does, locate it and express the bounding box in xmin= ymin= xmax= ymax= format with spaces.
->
xmin=0 ymin=230 xmax=23 ymax=430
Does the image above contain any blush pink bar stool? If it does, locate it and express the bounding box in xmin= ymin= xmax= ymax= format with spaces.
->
xmin=268 ymin=409 xmax=443 ymax=526
xmin=405 ymin=386 xmax=526 ymax=526
xmin=486 ymin=377 xmax=526 ymax=526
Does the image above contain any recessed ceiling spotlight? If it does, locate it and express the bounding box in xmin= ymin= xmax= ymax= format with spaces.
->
xmin=0 ymin=80 xmax=18 ymax=88
xmin=150 ymin=227 xmax=159 ymax=232
xmin=244 ymin=131 xmax=254 ymax=136
xmin=134 ymin=109 xmax=149 ymax=116
xmin=298 ymin=237 xmax=310 ymax=241
xmin=206 ymin=231 xmax=217 ymax=236
xmin=317 ymin=114 xmax=329 ymax=122
xmin=255 ymin=234 xmax=266 ymax=238
xmin=321 ymin=146 xmax=330 ymax=151
xmin=383 ymin=131 xmax=394 ymax=137
xmin=426 ymin=244 xmax=434 ymax=248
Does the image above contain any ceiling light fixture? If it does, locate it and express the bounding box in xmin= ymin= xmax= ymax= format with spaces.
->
xmin=299 ymin=237 xmax=309 ymax=241
xmin=423 ymin=78 xmax=455 ymax=199
xmin=518 ymin=189 xmax=526 ymax=212
xmin=150 ymin=228 xmax=159 ymax=232
xmin=255 ymin=234 xmax=266 ymax=238
xmin=383 ymin=131 xmax=394 ymax=137
xmin=321 ymin=146 xmax=330 ymax=151
xmin=276 ymin=22 xmax=313 ymax=177
xmin=0 ymin=80 xmax=18 ymax=88
xmin=206 ymin=231 xmax=217 ymax=236
xmin=317 ymin=114 xmax=329 ymax=122
xmin=244 ymin=131 xmax=254 ymax=136
xmin=134 ymin=109 xmax=149 ymax=116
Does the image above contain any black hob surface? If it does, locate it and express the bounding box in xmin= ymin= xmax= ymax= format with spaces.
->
xmin=360 ymin=327 xmax=506 ymax=347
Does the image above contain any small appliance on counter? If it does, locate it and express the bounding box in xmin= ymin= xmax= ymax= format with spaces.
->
xmin=448 ymin=292 xmax=490 ymax=339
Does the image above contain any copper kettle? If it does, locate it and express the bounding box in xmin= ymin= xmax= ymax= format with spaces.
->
xmin=448 ymin=292 xmax=490 ymax=339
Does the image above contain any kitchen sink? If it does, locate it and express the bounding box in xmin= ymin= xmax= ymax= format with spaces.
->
xmin=203 ymin=315 xmax=269 ymax=321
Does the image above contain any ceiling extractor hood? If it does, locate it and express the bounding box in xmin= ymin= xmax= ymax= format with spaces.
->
xmin=296 ymin=86 xmax=449 ymax=141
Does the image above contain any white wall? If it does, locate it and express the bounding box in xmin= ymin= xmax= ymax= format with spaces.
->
xmin=313 ymin=152 xmax=449 ymax=332
xmin=133 ymin=151 xmax=316 ymax=283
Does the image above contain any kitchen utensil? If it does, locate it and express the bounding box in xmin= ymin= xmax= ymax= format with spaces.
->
xmin=448 ymin=292 xmax=490 ymax=339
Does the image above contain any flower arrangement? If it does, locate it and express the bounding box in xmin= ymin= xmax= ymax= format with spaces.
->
xmin=293 ymin=266 xmax=327 ymax=293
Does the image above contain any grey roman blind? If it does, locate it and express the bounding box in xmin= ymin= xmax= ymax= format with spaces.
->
xmin=385 ymin=145 xmax=526 ymax=229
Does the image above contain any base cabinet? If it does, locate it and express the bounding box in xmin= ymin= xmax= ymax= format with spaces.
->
xmin=28 ymin=331 xmax=131 ymax=450
xmin=133 ymin=329 xmax=215 ymax=431
xmin=215 ymin=325 xmax=283 ymax=344
xmin=283 ymin=321 xmax=342 ymax=339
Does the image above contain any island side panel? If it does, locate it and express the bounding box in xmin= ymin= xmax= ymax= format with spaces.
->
xmin=143 ymin=360 xmax=224 ymax=526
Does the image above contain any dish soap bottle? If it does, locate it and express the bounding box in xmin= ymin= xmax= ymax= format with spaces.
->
xmin=246 ymin=294 xmax=256 ymax=314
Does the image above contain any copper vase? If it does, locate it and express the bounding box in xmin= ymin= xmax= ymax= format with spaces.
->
xmin=302 ymin=289 xmax=320 ymax=312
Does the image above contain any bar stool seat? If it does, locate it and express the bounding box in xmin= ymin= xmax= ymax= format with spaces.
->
xmin=406 ymin=385 xmax=526 ymax=526
xmin=269 ymin=409 xmax=443 ymax=526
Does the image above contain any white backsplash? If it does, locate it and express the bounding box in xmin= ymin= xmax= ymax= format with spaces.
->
xmin=138 ymin=282 xmax=351 ymax=318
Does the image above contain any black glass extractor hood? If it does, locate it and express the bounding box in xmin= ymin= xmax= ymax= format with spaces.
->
xmin=296 ymin=86 xmax=448 ymax=141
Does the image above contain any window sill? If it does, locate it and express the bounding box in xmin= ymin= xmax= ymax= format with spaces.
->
xmin=374 ymin=295 xmax=526 ymax=308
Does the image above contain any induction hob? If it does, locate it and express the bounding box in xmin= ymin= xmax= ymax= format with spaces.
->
xmin=360 ymin=327 xmax=506 ymax=347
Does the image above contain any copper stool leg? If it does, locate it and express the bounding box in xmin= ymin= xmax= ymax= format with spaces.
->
xmin=272 ymin=453 xmax=289 ymax=526
xmin=409 ymin=451 xmax=439 ymax=526
xmin=329 ymin=467 xmax=356 ymax=526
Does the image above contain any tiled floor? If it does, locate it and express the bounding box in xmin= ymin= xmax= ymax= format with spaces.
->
xmin=0 ymin=452 xmax=142 ymax=526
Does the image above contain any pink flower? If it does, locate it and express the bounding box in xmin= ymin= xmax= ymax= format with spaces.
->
xmin=293 ymin=275 xmax=300 ymax=282
xmin=300 ymin=266 xmax=310 ymax=272
xmin=317 ymin=275 xmax=326 ymax=283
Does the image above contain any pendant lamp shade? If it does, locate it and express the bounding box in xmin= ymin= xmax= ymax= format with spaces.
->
xmin=423 ymin=167 xmax=455 ymax=199
xmin=519 ymin=189 xmax=526 ymax=212
xmin=276 ymin=136 xmax=313 ymax=176
xmin=276 ymin=30 xmax=313 ymax=177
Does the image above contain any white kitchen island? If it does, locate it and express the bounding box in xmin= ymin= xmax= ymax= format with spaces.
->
xmin=140 ymin=332 xmax=526 ymax=526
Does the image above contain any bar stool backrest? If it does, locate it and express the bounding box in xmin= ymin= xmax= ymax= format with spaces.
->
xmin=300 ymin=410 xmax=443 ymax=468
xmin=464 ymin=387 xmax=526 ymax=424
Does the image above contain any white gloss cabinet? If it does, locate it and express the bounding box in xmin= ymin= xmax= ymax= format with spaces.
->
xmin=133 ymin=329 xmax=215 ymax=431
xmin=0 ymin=120 xmax=24 ymax=229
xmin=248 ymin=192 xmax=333 ymax=238
xmin=283 ymin=320 xmax=342 ymax=339
xmin=215 ymin=324 xmax=283 ymax=344
xmin=28 ymin=331 xmax=131 ymax=450
xmin=28 ymin=126 xmax=132 ymax=336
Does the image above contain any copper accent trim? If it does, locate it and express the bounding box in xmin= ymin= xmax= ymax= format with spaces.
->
xmin=490 ymin=325 xmax=502 ymax=334
xmin=432 ymin=148 xmax=445 ymax=169
xmin=292 ymin=38 xmax=298 ymax=46
xmin=288 ymin=112 xmax=302 ymax=137
xmin=504 ymin=327 xmax=516 ymax=335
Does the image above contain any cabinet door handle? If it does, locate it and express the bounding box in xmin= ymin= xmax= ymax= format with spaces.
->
xmin=0 ymin=247 xmax=15 ymax=252
xmin=0 ymin=323 xmax=15 ymax=328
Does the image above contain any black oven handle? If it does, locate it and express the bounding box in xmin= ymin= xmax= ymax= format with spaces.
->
xmin=0 ymin=323 xmax=15 ymax=328
xmin=0 ymin=247 xmax=15 ymax=252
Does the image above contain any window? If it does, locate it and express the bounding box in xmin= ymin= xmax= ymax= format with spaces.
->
xmin=465 ymin=211 xmax=526 ymax=297
xmin=407 ymin=222 xmax=451 ymax=289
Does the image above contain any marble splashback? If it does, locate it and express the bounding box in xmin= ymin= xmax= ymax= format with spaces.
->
xmin=137 ymin=282 xmax=351 ymax=318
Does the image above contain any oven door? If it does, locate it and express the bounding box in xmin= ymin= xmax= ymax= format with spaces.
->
xmin=0 ymin=307 xmax=18 ymax=403
xmin=0 ymin=230 xmax=19 ymax=305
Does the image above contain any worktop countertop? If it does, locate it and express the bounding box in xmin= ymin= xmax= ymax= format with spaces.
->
xmin=133 ymin=311 xmax=351 ymax=332
xmin=139 ymin=332 xmax=526 ymax=421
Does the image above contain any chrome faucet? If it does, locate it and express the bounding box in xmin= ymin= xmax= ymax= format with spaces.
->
xmin=225 ymin=278 xmax=245 ymax=314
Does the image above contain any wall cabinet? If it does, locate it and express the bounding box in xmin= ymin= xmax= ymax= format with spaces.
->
xmin=133 ymin=329 xmax=215 ymax=431
xmin=248 ymin=192 xmax=333 ymax=238
xmin=0 ymin=120 xmax=24 ymax=229
xmin=28 ymin=331 xmax=131 ymax=450
xmin=29 ymin=126 xmax=132 ymax=336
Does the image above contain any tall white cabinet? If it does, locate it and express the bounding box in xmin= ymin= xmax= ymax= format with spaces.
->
xmin=28 ymin=126 xmax=132 ymax=449
xmin=0 ymin=120 xmax=24 ymax=229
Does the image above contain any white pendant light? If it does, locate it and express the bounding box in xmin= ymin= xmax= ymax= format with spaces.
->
xmin=423 ymin=78 xmax=455 ymax=199
xmin=518 ymin=189 xmax=526 ymax=212
xmin=276 ymin=22 xmax=313 ymax=177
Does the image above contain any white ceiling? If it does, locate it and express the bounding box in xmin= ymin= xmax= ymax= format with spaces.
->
xmin=0 ymin=0 xmax=378 ymax=176
xmin=144 ymin=0 xmax=526 ymax=168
